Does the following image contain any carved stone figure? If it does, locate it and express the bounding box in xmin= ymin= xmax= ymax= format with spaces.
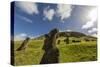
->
xmin=40 ymin=28 xmax=59 ymax=64
xmin=16 ymin=37 xmax=30 ymax=51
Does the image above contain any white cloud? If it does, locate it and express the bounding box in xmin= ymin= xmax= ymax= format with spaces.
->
xmin=59 ymin=29 xmax=72 ymax=32
xmin=66 ymin=29 xmax=72 ymax=32
xmin=82 ymin=21 xmax=94 ymax=29
xmin=91 ymin=33 xmax=97 ymax=37
xmin=88 ymin=28 xmax=97 ymax=34
xmin=56 ymin=4 xmax=73 ymax=22
xmin=20 ymin=33 xmax=27 ymax=37
xmin=29 ymin=35 xmax=41 ymax=39
xmin=14 ymin=33 xmax=27 ymax=41
xmin=15 ymin=1 xmax=39 ymax=15
xmin=17 ymin=15 xmax=32 ymax=23
xmin=43 ymin=7 xmax=55 ymax=21
xmin=82 ymin=8 xmax=97 ymax=29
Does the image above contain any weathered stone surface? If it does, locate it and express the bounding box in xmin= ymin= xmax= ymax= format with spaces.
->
xmin=16 ymin=37 xmax=30 ymax=51
xmin=40 ymin=28 xmax=59 ymax=64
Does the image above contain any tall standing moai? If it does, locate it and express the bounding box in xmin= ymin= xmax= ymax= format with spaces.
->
xmin=66 ymin=36 xmax=69 ymax=44
xmin=48 ymin=28 xmax=59 ymax=49
xmin=40 ymin=28 xmax=59 ymax=64
xmin=16 ymin=37 xmax=30 ymax=51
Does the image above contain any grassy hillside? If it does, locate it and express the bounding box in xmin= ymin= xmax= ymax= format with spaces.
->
xmin=14 ymin=36 xmax=97 ymax=66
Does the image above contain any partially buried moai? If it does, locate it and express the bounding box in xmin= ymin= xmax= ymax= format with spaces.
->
xmin=40 ymin=28 xmax=59 ymax=64
xmin=16 ymin=37 xmax=30 ymax=51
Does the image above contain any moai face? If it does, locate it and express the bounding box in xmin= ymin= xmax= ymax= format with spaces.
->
xmin=48 ymin=28 xmax=59 ymax=48
xmin=49 ymin=28 xmax=59 ymax=37
xmin=44 ymin=34 xmax=49 ymax=39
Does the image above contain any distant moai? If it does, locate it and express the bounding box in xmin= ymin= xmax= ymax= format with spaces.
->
xmin=72 ymin=40 xmax=81 ymax=43
xmin=57 ymin=40 xmax=60 ymax=44
xmin=16 ymin=37 xmax=30 ymax=51
xmin=65 ymin=33 xmax=70 ymax=44
xmin=84 ymin=38 xmax=90 ymax=42
xmin=65 ymin=37 xmax=69 ymax=44
xmin=40 ymin=28 xmax=59 ymax=64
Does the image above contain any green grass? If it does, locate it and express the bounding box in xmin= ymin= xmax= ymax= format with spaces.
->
xmin=14 ymin=37 xmax=97 ymax=66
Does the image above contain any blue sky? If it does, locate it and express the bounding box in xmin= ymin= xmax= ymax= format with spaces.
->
xmin=13 ymin=1 xmax=97 ymax=40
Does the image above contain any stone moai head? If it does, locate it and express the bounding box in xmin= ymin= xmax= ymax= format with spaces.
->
xmin=44 ymin=34 xmax=49 ymax=39
xmin=47 ymin=28 xmax=59 ymax=49
xmin=49 ymin=28 xmax=59 ymax=37
xmin=26 ymin=37 xmax=30 ymax=41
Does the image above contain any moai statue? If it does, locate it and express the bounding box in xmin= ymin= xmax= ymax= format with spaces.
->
xmin=47 ymin=28 xmax=59 ymax=50
xmin=57 ymin=40 xmax=60 ymax=44
xmin=65 ymin=33 xmax=70 ymax=44
xmin=66 ymin=37 xmax=69 ymax=44
xmin=42 ymin=34 xmax=50 ymax=51
xmin=40 ymin=28 xmax=59 ymax=64
xmin=16 ymin=37 xmax=30 ymax=51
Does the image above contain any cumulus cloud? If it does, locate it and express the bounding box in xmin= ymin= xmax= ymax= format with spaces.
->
xmin=20 ymin=33 xmax=27 ymax=37
xmin=82 ymin=21 xmax=94 ymax=29
xmin=14 ymin=33 xmax=27 ymax=41
xmin=17 ymin=14 xmax=32 ymax=23
xmin=56 ymin=4 xmax=73 ymax=22
xmin=43 ymin=4 xmax=73 ymax=22
xmin=15 ymin=1 xmax=39 ymax=15
xmin=43 ymin=6 xmax=55 ymax=21
xmin=59 ymin=29 xmax=72 ymax=32
xmin=66 ymin=29 xmax=72 ymax=32
xmin=88 ymin=28 xmax=97 ymax=34
xmin=82 ymin=8 xmax=97 ymax=29
xmin=91 ymin=33 xmax=97 ymax=37
xmin=28 ymin=35 xmax=38 ymax=39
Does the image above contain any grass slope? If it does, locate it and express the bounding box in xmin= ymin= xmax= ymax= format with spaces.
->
xmin=14 ymin=37 xmax=97 ymax=66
